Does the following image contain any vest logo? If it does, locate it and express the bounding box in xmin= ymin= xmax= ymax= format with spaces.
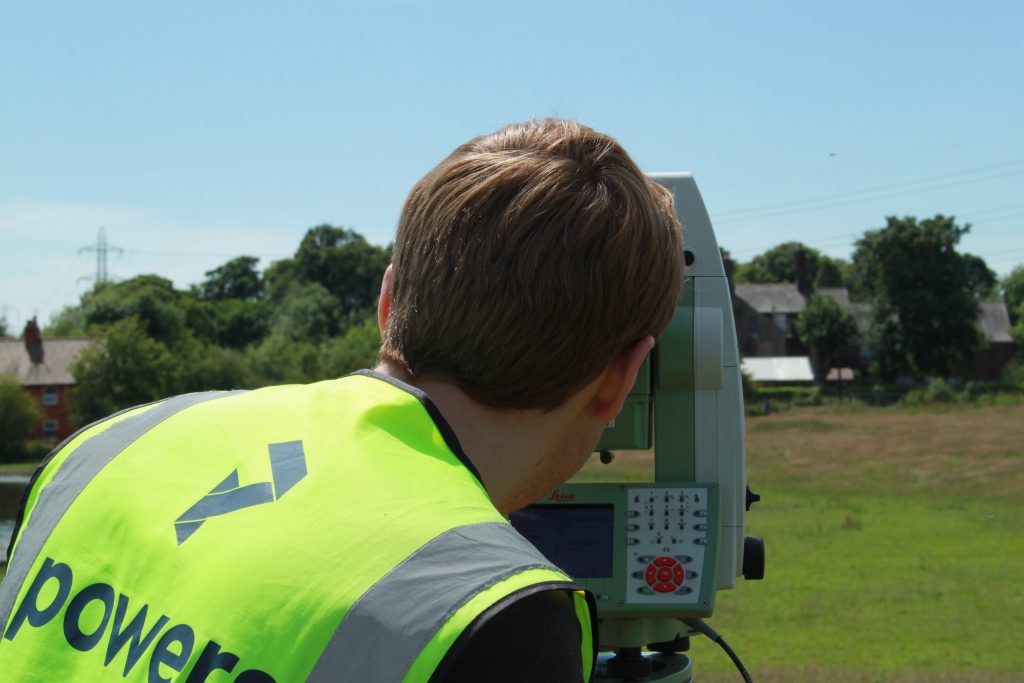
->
xmin=548 ymin=489 xmax=576 ymax=502
xmin=3 ymin=556 xmax=276 ymax=681
xmin=175 ymin=440 xmax=308 ymax=545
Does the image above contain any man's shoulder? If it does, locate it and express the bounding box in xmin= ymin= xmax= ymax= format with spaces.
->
xmin=431 ymin=588 xmax=585 ymax=683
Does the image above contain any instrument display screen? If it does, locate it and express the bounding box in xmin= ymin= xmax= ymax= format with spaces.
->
xmin=510 ymin=504 xmax=614 ymax=578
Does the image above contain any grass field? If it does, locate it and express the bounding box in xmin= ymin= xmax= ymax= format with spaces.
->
xmin=572 ymin=404 xmax=1024 ymax=682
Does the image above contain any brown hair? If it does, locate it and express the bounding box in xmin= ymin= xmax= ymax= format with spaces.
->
xmin=380 ymin=118 xmax=683 ymax=409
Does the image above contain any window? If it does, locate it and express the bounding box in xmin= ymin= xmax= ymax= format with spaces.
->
xmin=43 ymin=386 xmax=58 ymax=406
xmin=42 ymin=419 xmax=59 ymax=441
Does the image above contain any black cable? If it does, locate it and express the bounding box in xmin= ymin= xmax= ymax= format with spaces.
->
xmin=681 ymin=618 xmax=753 ymax=683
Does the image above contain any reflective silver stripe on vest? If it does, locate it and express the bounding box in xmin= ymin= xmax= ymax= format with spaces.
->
xmin=307 ymin=521 xmax=563 ymax=683
xmin=0 ymin=391 xmax=238 ymax=634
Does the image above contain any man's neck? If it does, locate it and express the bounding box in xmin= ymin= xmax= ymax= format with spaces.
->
xmin=374 ymin=362 xmax=585 ymax=514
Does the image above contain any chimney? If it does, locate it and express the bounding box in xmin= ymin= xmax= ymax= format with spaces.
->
xmin=24 ymin=317 xmax=44 ymax=364
xmin=794 ymin=248 xmax=811 ymax=298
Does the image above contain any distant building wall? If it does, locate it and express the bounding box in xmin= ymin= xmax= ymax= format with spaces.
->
xmin=23 ymin=384 xmax=76 ymax=442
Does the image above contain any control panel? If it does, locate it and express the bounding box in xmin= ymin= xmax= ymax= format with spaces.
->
xmin=510 ymin=482 xmax=719 ymax=618
xmin=625 ymin=486 xmax=710 ymax=604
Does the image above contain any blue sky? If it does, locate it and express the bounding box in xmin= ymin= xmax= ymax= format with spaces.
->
xmin=2 ymin=0 xmax=1022 ymax=331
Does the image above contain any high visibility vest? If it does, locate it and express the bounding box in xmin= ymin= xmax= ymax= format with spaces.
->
xmin=0 ymin=371 xmax=596 ymax=682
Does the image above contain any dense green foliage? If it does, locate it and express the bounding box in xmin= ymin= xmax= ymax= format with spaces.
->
xmin=15 ymin=214 xmax=1021 ymax=433
xmin=795 ymin=294 xmax=858 ymax=384
xmin=734 ymin=242 xmax=850 ymax=290
xmin=1002 ymin=266 xmax=1024 ymax=318
xmin=1002 ymin=267 xmax=1024 ymax=349
xmin=59 ymin=225 xmax=389 ymax=424
xmin=851 ymin=215 xmax=987 ymax=380
xmin=0 ymin=374 xmax=43 ymax=462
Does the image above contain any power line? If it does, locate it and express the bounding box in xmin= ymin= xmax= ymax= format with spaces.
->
xmin=959 ymin=201 xmax=1024 ymax=219
xmin=712 ymin=163 xmax=1024 ymax=225
xmin=42 ymin=252 xmax=84 ymax=311
xmin=121 ymin=249 xmax=289 ymax=260
xmin=714 ymin=158 xmax=1024 ymax=219
xmin=968 ymin=212 xmax=1024 ymax=225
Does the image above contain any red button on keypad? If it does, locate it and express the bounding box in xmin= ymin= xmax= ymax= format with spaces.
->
xmin=674 ymin=566 xmax=684 ymax=583
xmin=653 ymin=582 xmax=676 ymax=593
xmin=654 ymin=556 xmax=676 ymax=567
xmin=657 ymin=567 xmax=673 ymax=582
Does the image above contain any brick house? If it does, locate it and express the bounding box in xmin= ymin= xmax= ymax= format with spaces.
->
xmin=732 ymin=283 xmax=809 ymax=357
xmin=0 ymin=319 xmax=91 ymax=442
xmin=725 ymin=252 xmax=1016 ymax=381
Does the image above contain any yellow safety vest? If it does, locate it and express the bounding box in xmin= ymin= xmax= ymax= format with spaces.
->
xmin=0 ymin=371 xmax=596 ymax=681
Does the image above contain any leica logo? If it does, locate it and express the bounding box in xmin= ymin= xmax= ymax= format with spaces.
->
xmin=549 ymin=489 xmax=576 ymax=501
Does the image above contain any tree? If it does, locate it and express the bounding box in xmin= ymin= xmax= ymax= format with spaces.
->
xmin=199 ymin=256 xmax=263 ymax=301
xmin=70 ymin=317 xmax=180 ymax=423
xmin=735 ymin=242 xmax=852 ymax=291
xmin=795 ymin=295 xmax=857 ymax=385
xmin=243 ymin=334 xmax=322 ymax=385
xmin=82 ymin=275 xmax=188 ymax=347
xmin=289 ymin=225 xmax=390 ymax=316
xmin=0 ymin=374 xmax=42 ymax=461
xmin=961 ymin=253 xmax=997 ymax=301
xmin=269 ymin=281 xmax=342 ymax=342
xmin=851 ymin=215 xmax=982 ymax=380
xmin=321 ymin=317 xmax=381 ymax=377
xmin=1002 ymin=266 xmax=1024 ymax=322
xmin=0 ymin=312 xmax=9 ymax=337
xmin=199 ymin=298 xmax=269 ymax=349
xmin=44 ymin=305 xmax=88 ymax=336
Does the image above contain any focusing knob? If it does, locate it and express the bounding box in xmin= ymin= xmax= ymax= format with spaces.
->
xmin=742 ymin=536 xmax=766 ymax=580
xmin=745 ymin=485 xmax=761 ymax=511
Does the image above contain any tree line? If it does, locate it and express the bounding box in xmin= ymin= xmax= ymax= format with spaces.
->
xmin=43 ymin=225 xmax=390 ymax=425
xmin=736 ymin=215 xmax=1024 ymax=384
xmin=2 ymin=215 xmax=1023 ymax=457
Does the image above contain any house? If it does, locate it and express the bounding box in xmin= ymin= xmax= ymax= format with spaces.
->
xmin=0 ymin=319 xmax=91 ymax=442
xmin=724 ymin=250 xmax=1016 ymax=381
xmin=974 ymin=302 xmax=1015 ymax=381
xmin=732 ymin=283 xmax=808 ymax=357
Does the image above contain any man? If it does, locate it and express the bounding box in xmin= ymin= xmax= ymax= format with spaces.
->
xmin=0 ymin=118 xmax=682 ymax=682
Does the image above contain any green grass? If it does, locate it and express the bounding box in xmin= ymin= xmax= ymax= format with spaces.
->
xmin=573 ymin=404 xmax=1024 ymax=681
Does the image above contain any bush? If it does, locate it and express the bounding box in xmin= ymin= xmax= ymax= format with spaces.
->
xmin=999 ymin=358 xmax=1024 ymax=389
xmin=795 ymin=386 xmax=824 ymax=406
xmin=904 ymin=378 xmax=961 ymax=405
xmin=0 ymin=374 xmax=43 ymax=463
xmin=23 ymin=440 xmax=55 ymax=462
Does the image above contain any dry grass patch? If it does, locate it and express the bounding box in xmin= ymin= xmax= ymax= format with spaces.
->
xmin=746 ymin=405 xmax=1024 ymax=500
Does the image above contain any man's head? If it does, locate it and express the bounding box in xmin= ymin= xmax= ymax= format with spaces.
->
xmin=379 ymin=118 xmax=683 ymax=411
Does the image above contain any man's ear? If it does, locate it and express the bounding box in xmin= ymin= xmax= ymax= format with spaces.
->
xmin=590 ymin=336 xmax=656 ymax=422
xmin=377 ymin=264 xmax=394 ymax=335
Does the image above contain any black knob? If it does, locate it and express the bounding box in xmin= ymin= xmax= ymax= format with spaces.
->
xmin=599 ymin=450 xmax=615 ymax=465
xmin=743 ymin=536 xmax=766 ymax=580
xmin=745 ymin=485 xmax=761 ymax=511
